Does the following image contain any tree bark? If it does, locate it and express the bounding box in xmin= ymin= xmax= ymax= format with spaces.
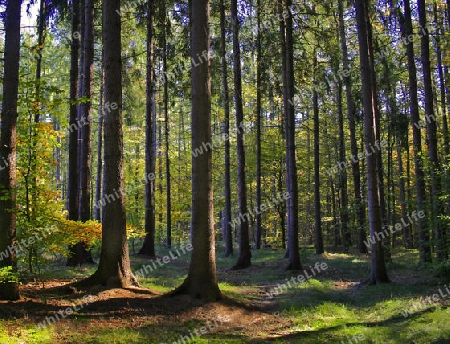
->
xmin=172 ymin=0 xmax=221 ymax=300
xmin=338 ymin=0 xmax=366 ymax=253
xmin=139 ymin=0 xmax=157 ymax=257
xmin=219 ymin=0 xmax=233 ymax=257
xmin=80 ymin=0 xmax=137 ymax=288
xmin=0 ymin=0 xmax=22 ymax=301
xmin=232 ymin=0 xmax=251 ymax=269
xmin=355 ymin=0 xmax=389 ymax=284
xmin=283 ymin=0 xmax=302 ymax=270
xmin=313 ymin=55 xmax=324 ymax=254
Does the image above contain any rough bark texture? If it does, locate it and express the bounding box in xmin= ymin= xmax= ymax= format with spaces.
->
xmin=0 ymin=0 xmax=22 ymax=301
xmin=355 ymin=0 xmax=390 ymax=284
xmin=81 ymin=0 xmax=137 ymax=288
xmin=172 ymin=0 xmax=221 ymax=300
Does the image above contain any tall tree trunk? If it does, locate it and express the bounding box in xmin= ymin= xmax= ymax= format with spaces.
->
xmin=402 ymin=0 xmax=431 ymax=263
xmin=313 ymin=55 xmax=324 ymax=254
xmin=68 ymin=0 xmax=80 ymax=226
xmin=285 ymin=0 xmax=301 ymax=270
xmin=139 ymin=0 xmax=157 ymax=257
xmin=232 ymin=0 xmax=251 ymax=269
xmin=355 ymin=0 xmax=389 ymax=284
xmin=162 ymin=13 xmax=172 ymax=250
xmin=0 ymin=0 xmax=22 ymax=301
xmin=219 ymin=0 xmax=233 ymax=257
xmin=172 ymin=0 xmax=221 ymax=300
xmin=94 ymin=73 xmax=104 ymax=222
xmin=255 ymin=0 xmax=263 ymax=250
xmin=338 ymin=0 xmax=366 ymax=253
xmin=337 ymin=79 xmax=350 ymax=252
xmin=81 ymin=0 xmax=137 ymax=288
xmin=419 ymin=0 xmax=446 ymax=262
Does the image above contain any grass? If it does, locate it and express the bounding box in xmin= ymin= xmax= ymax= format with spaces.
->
xmin=0 ymin=246 xmax=449 ymax=343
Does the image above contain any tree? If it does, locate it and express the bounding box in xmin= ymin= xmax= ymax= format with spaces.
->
xmin=402 ymin=0 xmax=431 ymax=264
xmin=81 ymin=0 xmax=137 ymax=287
xmin=418 ymin=0 xmax=447 ymax=262
xmin=281 ymin=0 xmax=302 ymax=270
xmin=354 ymin=0 xmax=389 ymax=284
xmin=171 ymin=0 xmax=221 ymax=300
xmin=0 ymin=0 xmax=22 ymax=301
xmin=139 ymin=0 xmax=157 ymax=257
xmin=219 ymin=0 xmax=233 ymax=257
xmin=232 ymin=0 xmax=251 ymax=269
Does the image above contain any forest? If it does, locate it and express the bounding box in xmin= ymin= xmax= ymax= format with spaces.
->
xmin=0 ymin=0 xmax=449 ymax=342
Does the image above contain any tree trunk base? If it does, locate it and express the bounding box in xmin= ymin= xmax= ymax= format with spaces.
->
xmin=166 ymin=278 xmax=222 ymax=302
xmin=74 ymin=270 xmax=139 ymax=289
xmin=0 ymin=282 xmax=20 ymax=301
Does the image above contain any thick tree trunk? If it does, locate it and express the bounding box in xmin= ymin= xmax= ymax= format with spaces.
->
xmin=232 ymin=0 xmax=251 ymax=269
xmin=172 ymin=0 xmax=221 ymax=300
xmin=0 ymin=0 xmax=22 ymax=301
xmin=139 ymin=0 xmax=157 ymax=257
xmin=80 ymin=0 xmax=137 ymax=288
xmin=355 ymin=0 xmax=389 ymax=284
xmin=219 ymin=0 xmax=233 ymax=257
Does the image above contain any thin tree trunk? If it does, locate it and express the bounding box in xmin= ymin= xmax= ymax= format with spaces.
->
xmin=418 ymin=0 xmax=446 ymax=261
xmin=232 ymin=0 xmax=251 ymax=269
xmin=255 ymin=0 xmax=263 ymax=250
xmin=219 ymin=0 xmax=233 ymax=257
xmin=94 ymin=73 xmax=104 ymax=222
xmin=282 ymin=0 xmax=302 ymax=270
xmin=338 ymin=0 xmax=366 ymax=253
xmin=0 ymin=0 xmax=22 ymax=301
xmin=313 ymin=55 xmax=324 ymax=254
xmin=139 ymin=0 xmax=157 ymax=257
xmin=402 ymin=0 xmax=431 ymax=263
xmin=355 ymin=0 xmax=389 ymax=284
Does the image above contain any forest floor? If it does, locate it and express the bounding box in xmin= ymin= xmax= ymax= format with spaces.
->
xmin=0 ymin=247 xmax=449 ymax=343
